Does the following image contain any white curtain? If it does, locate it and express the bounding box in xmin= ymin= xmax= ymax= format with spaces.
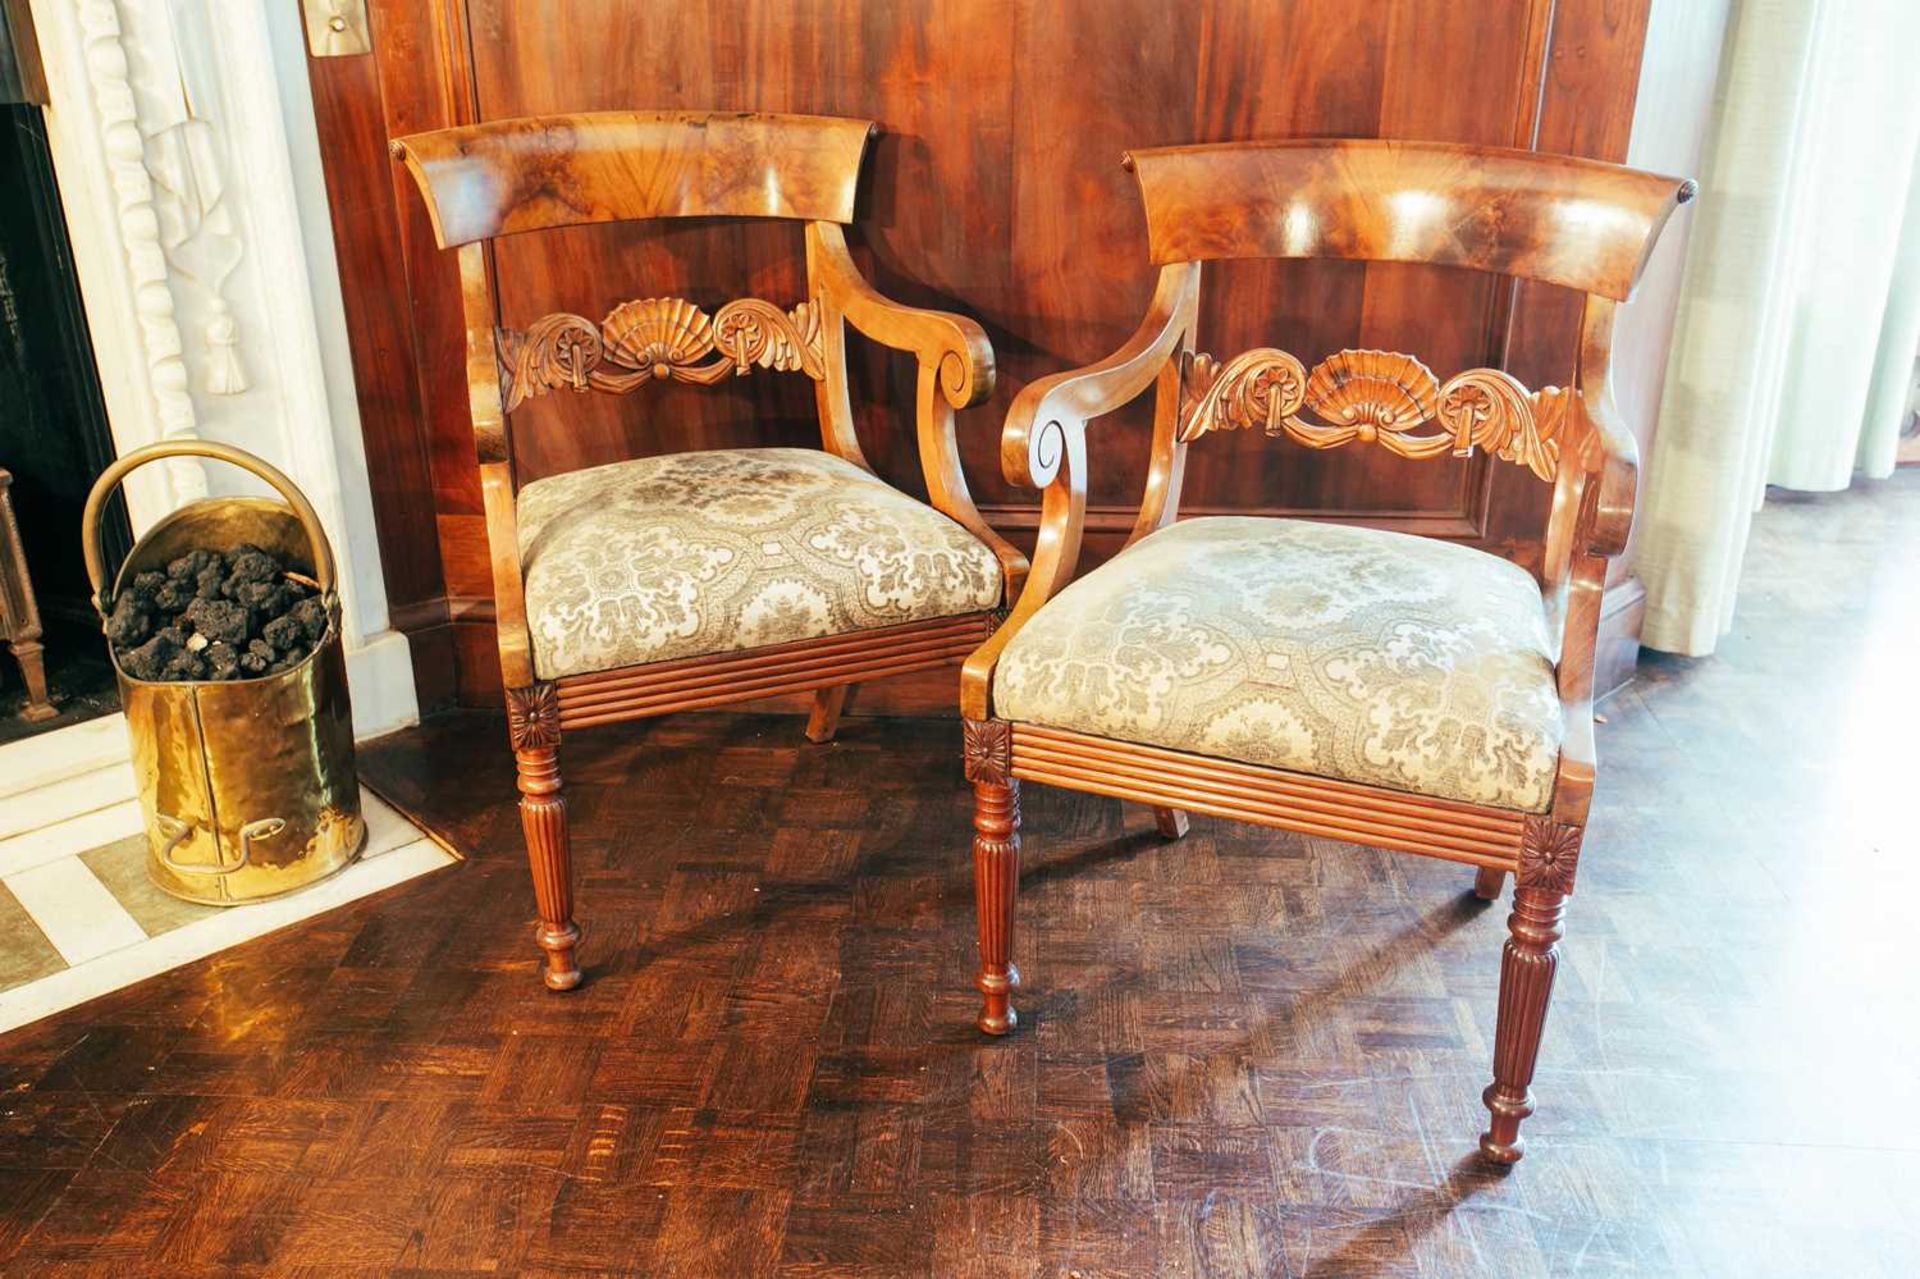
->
xmin=1635 ymin=0 xmax=1920 ymax=656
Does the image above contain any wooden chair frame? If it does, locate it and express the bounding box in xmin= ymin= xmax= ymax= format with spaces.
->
xmin=959 ymin=139 xmax=1694 ymax=1162
xmin=393 ymin=111 xmax=1026 ymax=991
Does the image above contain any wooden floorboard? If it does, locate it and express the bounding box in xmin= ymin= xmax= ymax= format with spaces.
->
xmin=0 ymin=471 xmax=1916 ymax=1275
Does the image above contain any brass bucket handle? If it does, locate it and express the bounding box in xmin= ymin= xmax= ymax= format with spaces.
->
xmin=82 ymin=440 xmax=337 ymax=617
xmin=158 ymin=814 xmax=286 ymax=876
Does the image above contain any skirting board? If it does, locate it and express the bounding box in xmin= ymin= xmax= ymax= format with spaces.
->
xmin=1594 ymin=575 xmax=1647 ymax=703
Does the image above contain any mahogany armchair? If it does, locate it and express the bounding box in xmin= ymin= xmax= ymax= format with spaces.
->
xmin=393 ymin=111 xmax=1025 ymax=991
xmin=960 ymin=139 xmax=1693 ymax=1162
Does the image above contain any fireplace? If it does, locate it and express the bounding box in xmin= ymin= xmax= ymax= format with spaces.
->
xmin=0 ymin=0 xmax=418 ymax=785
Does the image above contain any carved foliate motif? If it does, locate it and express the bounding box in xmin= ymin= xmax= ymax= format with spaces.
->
xmin=497 ymin=296 xmax=825 ymax=411
xmin=1517 ymin=816 xmax=1583 ymax=895
xmin=962 ymin=718 xmax=1012 ymax=785
xmin=505 ymin=681 xmax=561 ymax=752
xmin=1178 ymin=346 xmax=1565 ymax=479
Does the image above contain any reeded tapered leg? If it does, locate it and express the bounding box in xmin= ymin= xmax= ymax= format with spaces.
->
xmin=1480 ymin=886 xmax=1565 ymax=1162
xmin=1152 ymin=806 xmax=1190 ymax=839
xmin=805 ymin=685 xmax=850 ymax=743
xmin=516 ymin=745 xmax=582 ymax=991
xmin=10 ymin=640 xmax=55 ymax=722
xmin=973 ymin=777 xmax=1021 ymax=1034
xmin=1473 ymin=867 xmax=1506 ymax=900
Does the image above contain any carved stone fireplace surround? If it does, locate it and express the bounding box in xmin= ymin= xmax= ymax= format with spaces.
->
xmin=11 ymin=0 xmax=415 ymax=799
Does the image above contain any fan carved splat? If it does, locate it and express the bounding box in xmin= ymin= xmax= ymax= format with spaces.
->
xmin=497 ymin=295 xmax=826 ymax=411
xmin=1177 ymin=346 xmax=1570 ymax=480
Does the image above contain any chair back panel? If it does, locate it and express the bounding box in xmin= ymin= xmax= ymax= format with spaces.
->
xmin=392 ymin=110 xmax=876 ymax=248
xmin=1127 ymin=140 xmax=1694 ymax=301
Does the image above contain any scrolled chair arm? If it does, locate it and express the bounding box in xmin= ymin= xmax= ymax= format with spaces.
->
xmin=1001 ymin=262 xmax=1202 ymax=490
xmin=959 ymin=262 xmax=1202 ymax=720
xmin=808 ymin=222 xmax=993 ymax=406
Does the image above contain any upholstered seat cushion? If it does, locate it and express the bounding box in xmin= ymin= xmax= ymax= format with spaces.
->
xmin=517 ymin=448 xmax=1001 ymax=679
xmin=992 ymin=517 xmax=1562 ymax=812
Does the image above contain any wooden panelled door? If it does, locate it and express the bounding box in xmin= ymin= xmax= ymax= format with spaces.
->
xmin=303 ymin=0 xmax=1658 ymax=709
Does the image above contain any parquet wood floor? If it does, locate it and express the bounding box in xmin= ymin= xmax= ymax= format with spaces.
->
xmin=1 ymin=472 xmax=1916 ymax=1276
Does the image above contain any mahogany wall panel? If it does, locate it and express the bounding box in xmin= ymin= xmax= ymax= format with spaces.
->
xmin=309 ymin=0 xmax=1670 ymax=705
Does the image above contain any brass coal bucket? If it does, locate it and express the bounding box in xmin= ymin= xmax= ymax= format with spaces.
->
xmin=84 ymin=442 xmax=366 ymax=904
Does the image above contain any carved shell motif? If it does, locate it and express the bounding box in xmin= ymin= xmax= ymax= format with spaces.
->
xmin=1301 ymin=350 xmax=1440 ymax=432
xmin=601 ymin=298 xmax=717 ymax=378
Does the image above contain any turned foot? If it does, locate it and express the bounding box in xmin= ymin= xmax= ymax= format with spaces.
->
xmin=537 ymin=922 xmax=584 ymax=990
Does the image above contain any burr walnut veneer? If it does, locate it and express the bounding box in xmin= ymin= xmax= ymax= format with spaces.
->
xmin=961 ymin=139 xmax=1694 ymax=1164
xmin=392 ymin=111 xmax=1024 ymax=992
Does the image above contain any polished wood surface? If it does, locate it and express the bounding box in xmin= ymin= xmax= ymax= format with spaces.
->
xmin=304 ymin=0 xmax=1668 ymax=704
xmin=556 ymin=614 xmax=995 ymax=732
xmin=1127 ymin=140 xmax=1694 ymax=299
xmin=1010 ymin=724 xmax=1529 ymax=867
xmin=304 ymin=40 xmax=454 ymax=705
xmin=392 ymin=111 xmax=1019 ymax=986
xmin=392 ymin=110 xmax=875 ymax=246
xmin=1 ymin=476 xmax=1914 ymax=1274
xmin=966 ymin=139 xmax=1692 ymax=1161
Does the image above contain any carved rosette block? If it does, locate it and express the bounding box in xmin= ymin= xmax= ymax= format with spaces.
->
xmin=505 ymin=681 xmax=561 ymax=752
xmin=1179 ymin=345 xmax=1566 ymax=478
xmin=1517 ymin=816 xmax=1583 ymax=895
xmin=962 ymin=717 xmax=1012 ymax=785
xmin=497 ymin=295 xmax=826 ymax=410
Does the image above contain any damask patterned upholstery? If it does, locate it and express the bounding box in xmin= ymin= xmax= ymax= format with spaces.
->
xmin=992 ymin=517 xmax=1563 ymax=812
xmin=518 ymin=448 xmax=1002 ymax=679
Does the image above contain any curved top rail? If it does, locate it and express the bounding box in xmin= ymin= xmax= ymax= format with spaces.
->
xmin=392 ymin=110 xmax=877 ymax=248
xmin=1125 ymin=138 xmax=1696 ymax=300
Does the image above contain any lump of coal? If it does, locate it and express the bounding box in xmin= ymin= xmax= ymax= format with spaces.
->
xmin=153 ymin=578 xmax=193 ymax=613
xmin=268 ymin=646 xmax=308 ymax=675
xmin=224 ymin=544 xmax=279 ymax=589
xmin=289 ymin=597 xmax=328 ymax=643
xmin=105 ymin=593 xmax=154 ymax=648
xmin=205 ymin=641 xmax=242 ymax=681
xmin=160 ymin=648 xmax=209 ymax=682
xmin=121 ymin=628 xmax=182 ymax=682
xmin=184 ymin=597 xmax=254 ymax=647
xmin=231 ymin=579 xmax=293 ymax=617
xmin=167 ymin=549 xmax=223 ymax=582
xmin=238 ymin=639 xmax=275 ymax=677
xmin=132 ymin=570 xmax=166 ymax=596
xmin=260 ymin=614 xmax=304 ymax=654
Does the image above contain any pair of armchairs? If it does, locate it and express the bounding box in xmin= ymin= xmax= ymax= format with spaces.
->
xmin=393 ymin=112 xmax=1692 ymax=1163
